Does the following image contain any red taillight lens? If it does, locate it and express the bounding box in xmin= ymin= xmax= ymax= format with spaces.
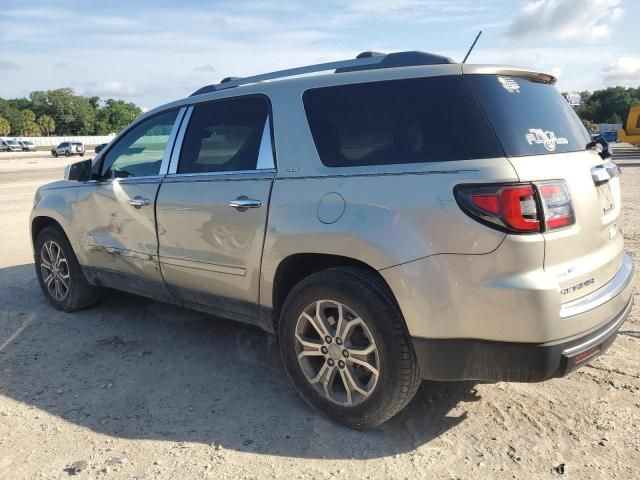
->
xmin=471 ymin=194 xmax=500 ymax=214
xmin=456 ymin=181 xmax=574 ymax=234
xmin=500 ymin=186 xmax=539 ymax=232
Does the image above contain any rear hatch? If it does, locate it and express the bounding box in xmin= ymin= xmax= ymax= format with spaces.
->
xmin=465 ymin=71 xmax=623 ymax=303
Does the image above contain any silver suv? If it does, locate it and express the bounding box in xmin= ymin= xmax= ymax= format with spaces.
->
xmin=51 ymin=141 xmax=85 ymax=157
xmin=30 ymin=51 xmax=634 ymax=428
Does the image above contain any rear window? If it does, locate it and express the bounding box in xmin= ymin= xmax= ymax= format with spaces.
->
xmin=465 ymin=75 xmax=591 ymax=156
xmin=303 ymin=76 xmax=503 ymax=167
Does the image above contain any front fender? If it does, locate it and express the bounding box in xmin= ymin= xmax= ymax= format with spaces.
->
xmin=30 ymin=184 xmax=82 ymax=259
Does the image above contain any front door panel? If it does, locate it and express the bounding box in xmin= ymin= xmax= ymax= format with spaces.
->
xmin=75 ymin=178 xmax=165 ymax=288
xmin=73 ymin=108 xmax=184 ymax=299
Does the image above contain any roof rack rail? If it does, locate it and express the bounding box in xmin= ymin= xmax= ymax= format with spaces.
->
xmin=190 ymin=50 xmax=454 ymax=97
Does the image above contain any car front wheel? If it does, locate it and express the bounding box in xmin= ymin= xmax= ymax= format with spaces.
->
xmin=34 ymin=227 xmax=101 ymax=312
xmin=278 ymin=267 xmax=421 ymax=429
xmin=52 ymin=151 xmax=58 ymax=157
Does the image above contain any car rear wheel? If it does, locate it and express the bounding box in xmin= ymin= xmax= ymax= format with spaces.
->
xmin=278 ymin=267 xmax=421 ymax=429
xmin=64 ymin=150 xmax=71 ymax=157
xmin=34 ymin=227 xmax=101 ymax=312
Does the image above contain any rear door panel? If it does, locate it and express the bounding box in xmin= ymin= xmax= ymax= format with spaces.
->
xmin=156 ymin=171 xmax=274 ymax=321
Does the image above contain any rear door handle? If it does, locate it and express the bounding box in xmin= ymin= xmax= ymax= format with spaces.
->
xmin=228 ymin=198 xmax=262 ymax=210
xmin=128 ymin=196 xmax=151 ymax=208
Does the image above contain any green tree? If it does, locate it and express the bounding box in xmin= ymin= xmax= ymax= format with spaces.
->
xmin=47 ymin=88 xmax=96 ymax=135
xmin=576 ymin=86 xmax=640 ymax=124
xmin=19 ymin=120 xmax=42 ymax=136
xmin=0 ymin=117 xmax=10 ymax=136
xmin=1 ymin=107 xmax=25 ymax=135
xmin=4 ymin=89 xmax=146 ymax=136
xmin=22 ymin=109 xmax=36 ymax=122
xmin=37 ymin=114 xmax=56 ymax=136
xmin=95 ymin=99 xmax=142 ymax=134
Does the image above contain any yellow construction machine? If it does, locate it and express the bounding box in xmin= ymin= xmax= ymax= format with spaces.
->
xmin=618 ymin=106 xmax=640 ymax=145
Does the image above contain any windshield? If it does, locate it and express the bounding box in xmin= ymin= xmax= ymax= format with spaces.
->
xmin=465 ymin=75 xmax=591 ymax=156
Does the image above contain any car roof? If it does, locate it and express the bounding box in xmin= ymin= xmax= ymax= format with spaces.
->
xmin=136 ymin=50 xmax=556 ymax=125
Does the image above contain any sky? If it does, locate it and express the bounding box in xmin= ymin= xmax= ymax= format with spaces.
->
xmin=0 ymin=0 xmax=638 ymax=110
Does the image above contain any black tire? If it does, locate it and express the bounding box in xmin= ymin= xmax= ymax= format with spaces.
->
xmin=52 ymin=151 xmax=58 ymax=157
xmin=64 ymin=150 xmax=71 ymax=157
xmin=278 ymin=267 xmax=421 ymax=429
xmin=80 ymin=152 xmax=85 ymax=157
xmin=34 ymin=226 xmax=101 ymax=312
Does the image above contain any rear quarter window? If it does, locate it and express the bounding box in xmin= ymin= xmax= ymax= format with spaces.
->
xmin=465 ymin=75 xmax=591 ymax=156
xmin=303 ymin=76 xmax=504 ymax=167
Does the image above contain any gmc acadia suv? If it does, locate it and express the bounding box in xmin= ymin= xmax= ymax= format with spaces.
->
xmin=30 ymin=51 xmax=634 ymax=428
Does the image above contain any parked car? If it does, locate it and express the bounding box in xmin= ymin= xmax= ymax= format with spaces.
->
xmin=19 ymin=139 xmax=37 ymax=152
xmin=0 ymin=140 xmax=9 ymax=152
xmin=51 ymin=141 xmax=85 ymax=157
xmin=30 ymin=51 xmax=634 ymax=428
xmin=94 ymin=142 xmax=108 ymax=154
xmin=1 ymin=138 xmax=23 ymax=152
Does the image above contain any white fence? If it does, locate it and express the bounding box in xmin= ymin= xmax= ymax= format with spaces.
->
xmin=7 ymin=135 xmax=117 ymax=147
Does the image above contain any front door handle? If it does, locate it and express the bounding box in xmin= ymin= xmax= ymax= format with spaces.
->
xmin=228 ymin=197 xmax=262 ymax=210
xmin=128 ymin=196 xmax=151 ymax=208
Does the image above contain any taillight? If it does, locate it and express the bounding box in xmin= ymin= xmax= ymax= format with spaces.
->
xmin=538 ymin=182 xmax=574 ymax=230
xmin=456 ymin=181 xmax=574 ymax=234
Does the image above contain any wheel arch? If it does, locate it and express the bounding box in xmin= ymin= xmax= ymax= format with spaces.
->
xmin=31 ymin=216 xmax=71 ymax=252
xmin=268 ymin=253 xmax=398 ymax=333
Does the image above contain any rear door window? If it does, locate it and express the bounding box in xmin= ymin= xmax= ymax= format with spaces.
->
xmin=177 ymin=96 xmax=272 ymax=174
xmin=465 ymin=75 xmax=591 ymax=156
xmin=303 ymin=76 xmax=503 ymax=167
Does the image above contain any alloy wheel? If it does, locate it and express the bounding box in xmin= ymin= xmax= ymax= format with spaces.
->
xmin=40 ymin=240 xmax=70 ymax=301
xmin=294 ymin=299 xmax=379 ymax=406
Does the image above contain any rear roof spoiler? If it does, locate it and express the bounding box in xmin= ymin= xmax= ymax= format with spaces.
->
xmin=461 ymin=64 xmax=557 ymax=85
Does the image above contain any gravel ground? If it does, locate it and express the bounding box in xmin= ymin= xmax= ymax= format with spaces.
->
xmin=0 ymin=148 xmax=638 ymax=480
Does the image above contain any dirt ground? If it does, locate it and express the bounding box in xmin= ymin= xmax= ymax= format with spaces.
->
xmin=0 ymin=148 xmax=638 ymax=480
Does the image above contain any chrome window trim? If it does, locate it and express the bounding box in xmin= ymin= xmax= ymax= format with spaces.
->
xmin=163 ymin=169 xmax=276 ymax=183
xmin=168 ymin=106 xmax=193 ymax=174
xmin=159 ymin=107 xmax=187 ymax=175
xmin=86 ymin=175 xmax=166 ymax=185
xmin=256 ymin=118 xmax=275 ymax=170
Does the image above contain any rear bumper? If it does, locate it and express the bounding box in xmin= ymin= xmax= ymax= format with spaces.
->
xmin=412 ymin=285 xmax=634 ymax=382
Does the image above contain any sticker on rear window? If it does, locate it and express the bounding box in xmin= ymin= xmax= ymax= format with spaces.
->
xmin=498 ymin=76 xmax=520 ymax=93
xmin=525 ymin=128 xmax=568 ymax=152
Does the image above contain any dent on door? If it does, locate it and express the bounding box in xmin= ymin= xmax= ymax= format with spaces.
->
xmin=156 ymin=173 xmax=274 ymax=322
xmin=75 ymin=179 xmax=163 ymax=282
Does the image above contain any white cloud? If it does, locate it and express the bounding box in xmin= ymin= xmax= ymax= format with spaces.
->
xmin=603 ymin=56 xmax=640 ymax=86
xmin=85 ymin=81 xmax=140 ymax=97
xmin=507 ymin=0 xmax=623 ymax=43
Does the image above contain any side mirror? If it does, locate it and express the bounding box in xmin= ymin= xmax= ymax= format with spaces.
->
xmin=64 ymin=158 xmax=93 ymax=182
